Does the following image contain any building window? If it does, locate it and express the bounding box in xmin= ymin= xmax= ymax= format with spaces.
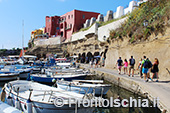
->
xmin=70 ymin=24 xmax=72 ymax=28
xmin=83 ymin=15 xmax=85 ymax=19
xmin=68 ymin=15 xmax=70 ymax=19
xmin=48 ymin=19 xmax=50 ymax=22
xmin=71 ymin=15 xmax=73 ymax=18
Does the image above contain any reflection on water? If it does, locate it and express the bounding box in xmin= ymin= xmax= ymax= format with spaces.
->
xmin=0 ymin=80 xmax=161 ymax=113
xmin=86 ymin=76 xmax=161 ymax=113
xmin=94 ymin=83 xmax=161 ymax=113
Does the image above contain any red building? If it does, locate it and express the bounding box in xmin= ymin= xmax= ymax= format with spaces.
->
xmin=45 ymin=16 xmax=60 ymax=37
xmin=45 ymin=9 xmax=100 ymax=41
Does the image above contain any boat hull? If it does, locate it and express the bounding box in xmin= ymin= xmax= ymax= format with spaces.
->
xmin=30 ymin=74 xmax=87 ymax=83
xmin=19 ymin=70 xmax=31 ymax=79
xmin=57 ymin=83 xmax=110 ymax=95
xmin=5 ymin=93 xmax=95 ymax=113
xmin=0 ymin=73 xmax=19 ymax=81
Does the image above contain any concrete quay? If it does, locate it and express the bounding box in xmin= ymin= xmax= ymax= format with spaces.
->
xmin=81 ymin=64 xmax=170 ymax=113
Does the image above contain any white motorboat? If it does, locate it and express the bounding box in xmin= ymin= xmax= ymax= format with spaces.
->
xmin=0 ymin=72 xmax=19 ymax=81
xmin=57 ymin=80 xmax=111 ymax=95
xmin=43 ymin=66 xmax=86 ymax=75
xmin=4 ymin=80 xmax=96 ymax=113
xmin=1 ymin=65 xmax=32 ymax=79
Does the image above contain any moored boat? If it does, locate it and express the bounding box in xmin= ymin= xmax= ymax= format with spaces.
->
xmin=0 ymin=72 xmax=19 ymax=81
xmin=30 ymin=73 xmax=87 ymax=84
xmin=57 ymin=80 xmax=111 ymax=95
xmin=4 ymin=80 xmax=96 ymax=113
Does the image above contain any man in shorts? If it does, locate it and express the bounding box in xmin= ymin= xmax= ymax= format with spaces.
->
xmin=116 ymin=57 xmax=123 ymax=74
xmin=129 ymin=56 xmax=135 ymax=77
xmin=141 ymin=57 xmax=152 ymax=82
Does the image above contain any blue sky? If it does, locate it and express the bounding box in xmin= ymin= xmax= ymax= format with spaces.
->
xmin=0 ymin=0 xmax=134 ymax=49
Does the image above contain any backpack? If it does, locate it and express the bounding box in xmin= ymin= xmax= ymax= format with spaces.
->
xmin=130 ymin=58 xmax=135 ymax=65
xmin=143 ymin=60 xmax=152 ymax=68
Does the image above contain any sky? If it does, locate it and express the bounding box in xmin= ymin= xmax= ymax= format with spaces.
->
xmin=0 ymin=0 xmax=134 ymax=49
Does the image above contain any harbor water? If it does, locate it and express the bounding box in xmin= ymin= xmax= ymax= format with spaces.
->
xmin=0 ymin=79 xmax=161 ymax=113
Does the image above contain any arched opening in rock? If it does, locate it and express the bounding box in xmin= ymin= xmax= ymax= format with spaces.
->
xmin=81 ymin=52 xmax=86 ymax=63
xmin=94 ymin=52 xmax=100 ymax=56
xmin=87 ymin=52 xmax=93 ymax=63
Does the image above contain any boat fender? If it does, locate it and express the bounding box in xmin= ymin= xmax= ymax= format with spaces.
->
xmin=52 ymin=78 xmax=56 ymax=83
xmin=0 ymin=87 xmax=6 ymax=102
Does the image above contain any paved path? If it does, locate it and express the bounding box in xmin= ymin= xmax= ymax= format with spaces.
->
xmin=81 ymin=64 xmax=170 ymax=113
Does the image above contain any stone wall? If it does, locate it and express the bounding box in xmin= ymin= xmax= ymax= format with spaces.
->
xmin=71 ymin=23 xmax=98 ymax=42
xmin=34 ymin=36 xmax=61 ymax=46
xmin=98 ymin=17 xmax=127 ymax=42
xmin=104 ymin=29 xmax=170 ymax=80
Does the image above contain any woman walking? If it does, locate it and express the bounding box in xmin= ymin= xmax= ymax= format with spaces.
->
xmin=124 ymin=59 xmax=128 ymax=74
xmin=151 ymin=58 xmax=159 ymax=82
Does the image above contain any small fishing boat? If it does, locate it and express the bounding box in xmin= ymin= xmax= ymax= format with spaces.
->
xmin=4 ymin=80 xmax=96 ymax=113
xmin=43 ymin=66 xmax=86 ymax=75
xmin=55 ymin=58 xmax=71 ymax=67
xmin=57 ymin=80 xmax=111 ymax=95
xmin=1 ymin=65 xmax=32 ymax=79
xmin=31 ymin=66 xmax=41 ymax=74
xmin=0 ymin=72 xmax=19 ymax=81
xmin=30 ymin=73 xmax=87 ymax=84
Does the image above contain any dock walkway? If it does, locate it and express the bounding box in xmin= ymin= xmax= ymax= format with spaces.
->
xmin=81 ymin=64 xmax=170 ymax=113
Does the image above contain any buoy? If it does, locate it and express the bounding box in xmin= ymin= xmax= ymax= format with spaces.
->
xmin=52 ymin=78 xmax=56 ymax=83
xmin=15 ymin=87 xmax=21 ymax=110
xmin=26 ymin=89 xmax=33 ymax=113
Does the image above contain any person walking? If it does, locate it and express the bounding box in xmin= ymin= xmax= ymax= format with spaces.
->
xmin=123 ymin=59 xmax=128 ymax=74
xmin=129 ymin=56 xmax=135 ymax=77
xmin=116 ymin=57 xmax=123 ymax=74
xmin=137 ymin=58 xmax=143 ymax=78
xmin=90 ymin=58 xmax=94 ymax=68
xmin=141 ymin=57 xmax=152 ymax=82
xmin=151 ymin=58 xmax=159 ymax=82
xmin=95 ymin=58 xmax=99 ymax=68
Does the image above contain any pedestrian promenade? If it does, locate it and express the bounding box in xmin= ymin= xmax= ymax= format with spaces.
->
xmin=81 ymin=63 xmax=170 ymax=113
